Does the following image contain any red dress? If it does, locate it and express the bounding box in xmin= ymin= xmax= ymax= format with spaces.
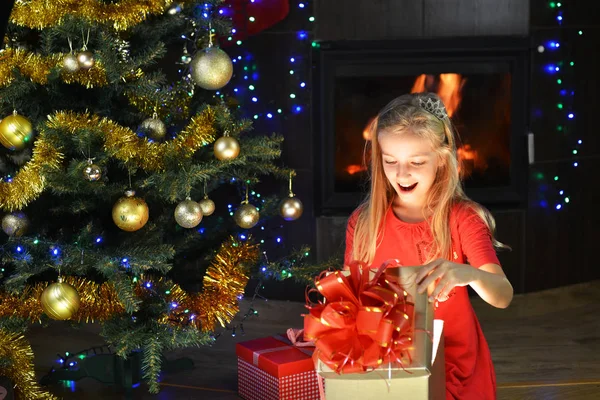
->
xmin=344 ymin=203 xmax=498 ymax=400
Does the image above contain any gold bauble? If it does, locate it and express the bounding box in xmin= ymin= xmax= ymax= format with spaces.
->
xmin=0 ymin=112 xmax=33 ymax=150
xmin=112 ymin=190 xmax=149 ymax=232
xmin=190 ymin=46 xmax=233 ymax=90
xmin=139 ymin=116 xmax=167 ymax=141
xmin=280 ymin=196 xmax=304 ymax=221
xmin=234 ymin=203 xmax=259 ymax=229
xmin=214 ymin=136 xmax=240 ymax=161
xmin=1 ymin=212 xmax=29 ymax=237
xmin=40 ymin=281 xmax=80 ymax=320
xmin=198 ymin=196 xmax=215 ymax=216
xmin=77 ymin=50 xmax=95 ymax=69
xmin=174 ymin=198 xmax=203 ymax=228
xmin=83 ymin=160 xmax=102 ymax=181
xmin=62 ymin=53 xmax=80 ymax=73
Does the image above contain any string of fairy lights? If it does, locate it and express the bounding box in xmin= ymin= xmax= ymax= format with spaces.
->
xmin=534 ymin=1 xmax=582 ymax=210
xmin=216 ymin=1 xmax=315 ymax=121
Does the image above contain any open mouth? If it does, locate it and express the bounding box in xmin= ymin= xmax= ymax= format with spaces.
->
xmin=399 ymin=183 xmax=418 ymax=192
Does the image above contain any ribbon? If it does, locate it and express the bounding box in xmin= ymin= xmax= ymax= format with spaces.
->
xmin=304 ymin=260 xmax=415 ymax=375
xmin=252 ymin=329 xmax=314 ymax=367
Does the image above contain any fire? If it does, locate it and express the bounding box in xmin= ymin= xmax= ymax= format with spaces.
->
xmin=346 ymin=165 xmax=365 ymax=175
xmin=411 ymin=74 xmax=427 ymax=94
xmin=457 ymin=144 xmax=486 ymax=178
xmin=353 ymin=72 xmax=473 ymax=177
xmin=410 ymin=73 xmax=466 ymax=117
xmin=362 ymin=116 xmax=377 ymax=141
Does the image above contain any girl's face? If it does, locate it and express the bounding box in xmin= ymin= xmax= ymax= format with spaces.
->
xmin=379 ymin=130 xmax=439 ymax=210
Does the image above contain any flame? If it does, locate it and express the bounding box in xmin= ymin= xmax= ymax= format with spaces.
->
xmin=350 ymin=73 xmax=470 ymax=177
xmin=437 ymin=74 xmax=465 ymax=117
xmin=411 ymin=74 xmax=427 ymax=93
xmin=362 ymin=116 xmax=377 ymax=141
xmin=457 ymin=144 xmax=487 ymax=178
xmin=347 ymin=165 xmax=366 ymax=175
xmin=410 ymin=73 xmax=466 ymax=117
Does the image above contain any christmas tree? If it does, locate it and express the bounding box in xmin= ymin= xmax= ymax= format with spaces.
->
xmin=0 ymin=0 xmax=310 ymax=396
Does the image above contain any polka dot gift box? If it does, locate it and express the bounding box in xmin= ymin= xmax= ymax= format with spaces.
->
xmin=236 ymin=331 xmax=321 ymax=400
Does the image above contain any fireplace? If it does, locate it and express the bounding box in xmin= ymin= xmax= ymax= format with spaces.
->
xmin=313 ymin=37 xmax=531 ymax=215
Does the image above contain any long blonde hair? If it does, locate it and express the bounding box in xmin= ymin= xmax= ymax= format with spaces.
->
xmin=352 ymin=92 xmax=508 ymax=265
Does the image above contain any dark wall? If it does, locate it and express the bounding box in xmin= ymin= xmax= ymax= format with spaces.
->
xmin=246 ymin=0 xmax=599 ymax=299
xmin=315 ymin=0 xmax=528 ymax=39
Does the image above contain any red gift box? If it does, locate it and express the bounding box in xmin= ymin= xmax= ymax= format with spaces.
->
xmin=236 ymin=333 xmax=321 ymax=400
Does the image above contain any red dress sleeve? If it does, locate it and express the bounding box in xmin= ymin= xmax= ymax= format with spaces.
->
xmin=455 ymin=204 xmax=500 ymax=268
xmin=344 ymin=209 xmax=360 ymax=267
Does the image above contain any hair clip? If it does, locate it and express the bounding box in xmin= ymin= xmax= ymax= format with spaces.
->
xmin=418 ymin=97 xmax=448 ymax=120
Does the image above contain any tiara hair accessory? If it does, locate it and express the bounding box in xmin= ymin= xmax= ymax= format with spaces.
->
xmin=418 ymin=97 xmax=448 ymax=120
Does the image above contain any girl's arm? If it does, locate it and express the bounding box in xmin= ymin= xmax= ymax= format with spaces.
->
xmin=416 ymin=203 xmax=514 ymax=308
xmin=415 ymin=259 xmax=513 ymax=309
xmin=470 ymin=263 xmax=513 ymax=308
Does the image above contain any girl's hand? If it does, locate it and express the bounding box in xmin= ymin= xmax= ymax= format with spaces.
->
xmin=415 ymin=258 xmax=477 ymax=302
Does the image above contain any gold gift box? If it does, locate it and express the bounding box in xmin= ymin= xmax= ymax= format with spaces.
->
xmin=317 ymin=266 xmax=446 ymax=400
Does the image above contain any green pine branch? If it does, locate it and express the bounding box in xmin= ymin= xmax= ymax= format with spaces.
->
xmin=111 ymin=274 xmax=141 ymax=314
xmin=142 ymin=331 xmax=164 ymax=394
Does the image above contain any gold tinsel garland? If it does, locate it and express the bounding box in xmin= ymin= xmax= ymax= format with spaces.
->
xmin=0 ymin=277 xmax=125 ymax=323
xmin=0 ymin=330 xmax=58 ymax=400
xmin=10 ymin=0 xmax=190 ymax=31
xmin=46 ymin=108 xmax=217 ymax=171
xmin=0 ymin=133 xmax=63 ymax=212
xmin=0 ymin=48 xmax=143 ymax=89
xmin=171 ymin=237 xmax=259 ymax=331
xmin=0 ymin=238 xmax=258 ymax=332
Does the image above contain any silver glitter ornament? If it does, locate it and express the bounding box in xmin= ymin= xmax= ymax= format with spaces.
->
xmin=174 ymin=198 xmax=203 ymax=228
xmin=233 ymin=203 xmax=259 ymax=229
xmin=190 ymin=47 xmax=233 ymax=90
xmin=1 ymin=211 xmax=29 ymax=237
xmin=83 ymin=159 xmax=102 ymax=181
xmin=198 ymin=196 xmax=215 ymax=216
xmin=62 ymin=53 xmax=80 ymax=73
xmin=139 ymin=113 xmax=167 ymax=140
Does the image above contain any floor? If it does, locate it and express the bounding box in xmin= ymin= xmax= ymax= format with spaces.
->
xmin=25 ymin=280 xmax=600 ymax=399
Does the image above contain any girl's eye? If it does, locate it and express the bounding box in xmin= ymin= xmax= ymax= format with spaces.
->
xmin=384 ymin=160 xmax=396 ymax=165
xmin=412 ymin=162 xmax=425 ymax=166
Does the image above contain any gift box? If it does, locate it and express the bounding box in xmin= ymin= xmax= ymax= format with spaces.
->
xmin=236 ymin=332 xmax=321 ymax=400
xmin=306 ymin=264 xmax=446 ymax=400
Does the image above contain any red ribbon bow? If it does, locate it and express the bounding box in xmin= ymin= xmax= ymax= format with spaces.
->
xmin=304 ymin=260 xmax=415 ymax=374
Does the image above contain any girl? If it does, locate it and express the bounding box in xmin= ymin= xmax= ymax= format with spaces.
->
xmin=344 ymin=92 xmax=513 ymax=399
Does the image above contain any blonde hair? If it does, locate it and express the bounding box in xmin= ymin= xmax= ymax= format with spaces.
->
xmin=352 ymin=92 xmax=508 ymax=265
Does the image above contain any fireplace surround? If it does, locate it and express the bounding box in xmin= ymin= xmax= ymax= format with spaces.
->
xmin=312 ymin=37 xmax=531 ymax=215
